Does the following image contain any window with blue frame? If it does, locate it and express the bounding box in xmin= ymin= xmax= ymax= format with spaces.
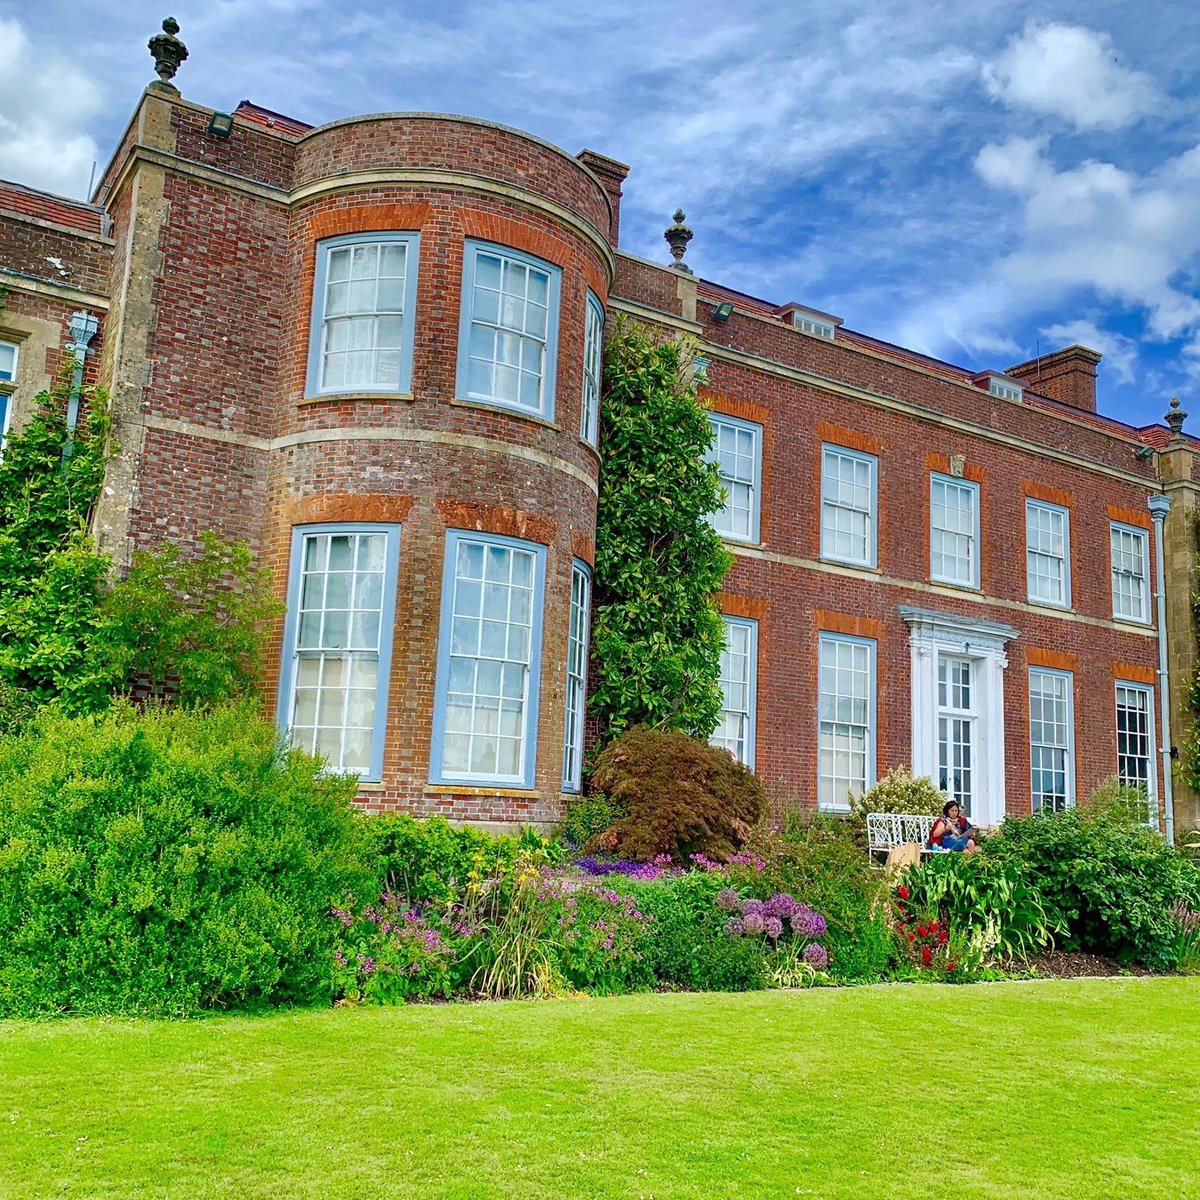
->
xmin=707 ymin=412 xmax=762 ymax=543
xmin=306 ymin=232 xmax=420 ymax=396
xmin=431 ymin=531 xmax=546 ymax=788
xmin=562 ymin=561 xmax=591 ymax=791
xmin=581 ymin=291 xmax=603 ymax=445
xmin=277 ymin=524 xmax=402 ymax=781
xmin=457 ymin=240 xmax=561 ymax=419
xmin=713 ymin=615 xmax=757 ymax=768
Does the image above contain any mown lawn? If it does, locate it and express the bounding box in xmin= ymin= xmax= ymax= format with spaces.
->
xmin=2 ymin=978 xmax=1198 ymax=1199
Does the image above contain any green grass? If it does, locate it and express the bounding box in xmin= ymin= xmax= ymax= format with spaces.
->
xmin=2 ymin=979 xmax=1199 ymax=1199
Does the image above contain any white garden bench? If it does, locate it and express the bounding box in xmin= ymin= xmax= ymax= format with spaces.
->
xmin=866 ymin=812 xmax=937 ymax=861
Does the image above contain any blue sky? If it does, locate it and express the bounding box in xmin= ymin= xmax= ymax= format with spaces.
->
xmin=2 ymin=0 xmax=1198 ymax=429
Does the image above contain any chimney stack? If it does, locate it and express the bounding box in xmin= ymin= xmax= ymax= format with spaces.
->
xmin=1005 ymin=344 xmax=1103 ymax=413
xmin=576 ymin=150 xmax=630 ymax=249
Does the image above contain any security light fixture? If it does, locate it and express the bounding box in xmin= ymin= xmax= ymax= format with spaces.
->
xmin=1134 ymin=445 xmax=1155 ymax=461
xmin=207 ymin=111 xmax=235 ymax=139
xmin=713 ymin=300 xmax=734 ymax=322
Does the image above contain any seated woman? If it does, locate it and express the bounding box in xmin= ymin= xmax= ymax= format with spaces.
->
xmin=930 ymin=801 xmax=979 ymax=853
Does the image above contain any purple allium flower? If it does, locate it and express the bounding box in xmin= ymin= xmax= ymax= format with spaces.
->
xmin=763 ymin=916 xmax=784 ymax=940
xmin=742 ymin=911 xmax=766 ymax=935
xmin=802 ymin=942 xmax=829 ymax=970
xmin=791 ymin=907 xmax=827 ymax=939
xmin=740 ymin=898 xmax=765 ymax=917
xmin=723 ymin=917 xmax=745 ymax=936
xmin=764 ymin=893 xmax=798 ymax=919
xmin=715 ymin=887 xmax=740 ymax=911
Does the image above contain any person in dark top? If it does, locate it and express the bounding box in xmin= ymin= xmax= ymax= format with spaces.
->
xmin=930 ymin=800 xmax=979 ymax=853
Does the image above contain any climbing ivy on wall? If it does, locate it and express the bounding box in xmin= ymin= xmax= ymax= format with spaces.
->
xmin=589 ymin=320 xmax=733 ymax=745
xmin=0 ymin=369 xmax=278 ymax=727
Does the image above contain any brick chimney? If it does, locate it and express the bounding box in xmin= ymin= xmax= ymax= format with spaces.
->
xmin=1005 ymin=345 xmax=1103 ymax=413
xmin=576 ymin=149 xmax=630 ymax=249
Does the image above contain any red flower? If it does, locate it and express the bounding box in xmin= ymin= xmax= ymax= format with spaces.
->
xmin=908 ymin=933 xmax=916 ymax=942
xmin=946 ymin=961 xmax=956 ymax=972
xmin=917 ymin=925 xmax=928 ymax=938
xmin=929 ymin=920 xmax=939 ymax=932
xmin=897 ymin=885 xmax=910 ymax=900
xmin=922 ymin=945 xmax=932 ymax=966
xmin=938 ymin=929 xmax=948 ymax=945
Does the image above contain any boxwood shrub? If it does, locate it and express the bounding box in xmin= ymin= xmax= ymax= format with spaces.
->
xmin=0 ymin=702 xmax=372 ymax=1016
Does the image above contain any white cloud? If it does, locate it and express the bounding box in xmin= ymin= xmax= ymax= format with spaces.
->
xmin=0 ymin=18 xmax=103 ymax=197
xmin=982 ymin=21 xmax=1159 ymax=131
xmin=976 ymin=136 xmax=1200 ymax=341
xmin=1041 ymin=319 xmax=1139 ymax=384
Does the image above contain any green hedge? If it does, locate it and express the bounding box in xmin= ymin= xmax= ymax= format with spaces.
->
xmin=0 ymin=703 xmax=372 ymax=1016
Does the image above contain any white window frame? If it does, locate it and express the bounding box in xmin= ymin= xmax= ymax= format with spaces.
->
xmin=1025 ymin=498 xmax=1071 ymax=608
xmin=561 ymin=560 xmax=591 ymax=792
xmin=820 ymin=444 xmax=877 ymax=568
xmin=456 ymin=240 xmax=561 ymax=421
xmin=930 ymin=473 xmax=980 ymax=589
xmin=277 ymin=523 xmax=402 ymax=782
xmin=817 ymin=631 xmax=876 ymax=812
xmin=1110 ymin=522 xmax=1151 ymax=625
xmin=988 ymin=376 xmax=1023 ymax=402
xmin=707 ymin=412 xmax=763 ymax=544
xmin=306 ymin=232 xmax=420 ymax=397
xmin=1115 ymin=680 xmax=1157 ymax=825
xmin=713 ymin=615 xmax=758 ymax=768
xmin=430 ymin=530 xmax=546 ymax=789
xmin=1029 ymin=667 xmax=1075 ymax=813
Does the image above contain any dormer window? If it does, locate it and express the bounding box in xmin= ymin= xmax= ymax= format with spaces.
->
xmin=779 ymin=304 xmax=842 ymax=342
xmin=987 ymin=375 xmax=1023 ymax=403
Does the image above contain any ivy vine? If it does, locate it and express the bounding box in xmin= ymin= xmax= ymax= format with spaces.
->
xmin=589 ymin=320 xmax=732 ymax=745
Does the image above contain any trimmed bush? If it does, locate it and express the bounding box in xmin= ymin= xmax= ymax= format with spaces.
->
xmin=0 ymin=702 xmax=372 ymax=1016
xmin=988 ymin=805 xmax=1200 ymax=968
xmin=359 ymin=812 xmax=555 ymax=905
xmin=589 ymin=726 xmax=767 ymax=861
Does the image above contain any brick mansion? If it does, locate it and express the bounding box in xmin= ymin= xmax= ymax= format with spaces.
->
xmin=2 ymin=22 xmax=1197 ymax=837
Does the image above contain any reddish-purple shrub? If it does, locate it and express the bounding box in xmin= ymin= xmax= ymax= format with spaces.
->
xmin=588 ymin=726 xmax=767 ymax=862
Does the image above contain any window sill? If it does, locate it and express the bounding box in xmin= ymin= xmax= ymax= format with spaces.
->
xmin=451 ymin=397 xmax=560 ymax=431
xmin=299 ymin=391 xmax=415 ymax=406
xmin=1027 ymin=598 xmax=1074 ymax=613
xmin=1112 ymin=615 xmax=1154 ymax=629
xmin=930 ymin=578 xmax=982 ymax=593
xmin=578 ymin=437 xmax=601 ymax=463
xmin=425 ymin=784 xmax=539 ymax=798
xmin=719 ymin=533 xmax=763 ymax=549
xmin=820 ymin=555 xmax=881 ymax=574
xmin=357 ymin=781 xmax=387 ymax=791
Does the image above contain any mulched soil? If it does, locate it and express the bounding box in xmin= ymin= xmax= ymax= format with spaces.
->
xmin=1025 ymin=950 xmax=1154 ymax=978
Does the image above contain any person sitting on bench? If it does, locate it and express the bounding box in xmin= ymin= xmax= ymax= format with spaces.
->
xmin=930 ymin=800 xmax=979 ymax=853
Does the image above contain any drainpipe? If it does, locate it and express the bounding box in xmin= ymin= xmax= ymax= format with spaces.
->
xmin=1148 ymin=493 xmax=1174 ymax=843
xmin=62 ymin=309 xmax=100 ymax=463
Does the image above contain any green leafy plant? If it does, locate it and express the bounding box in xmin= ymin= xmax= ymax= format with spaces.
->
xmin=988 ymin=803 xmax=1200 ymax=968
xmin=0 ymin=702 xmax=372 ymax=1017
xmin=900 ymin=852 xmax=1061 ymax=964
xmin=588 ymin=726 xmax=766 ymax=862
xmin=590 ymin=320 xmax=732 ymax=743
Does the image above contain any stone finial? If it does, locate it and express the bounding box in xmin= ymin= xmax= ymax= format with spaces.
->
xmin=664 ymin=209 xmax=693 ymax=274
xmin=1166 ymin=395 xmax=1188 ymax=440
xmin=149 ymin=17 xmax=188 ymax=89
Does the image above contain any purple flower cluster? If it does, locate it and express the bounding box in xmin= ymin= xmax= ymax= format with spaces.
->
xmin=802 ymin=943 xmax=829 ymax=970
xmin=574 ymin=856 xmax=666 ymax=881
xmin=716 ymin=889 xmax=829 ymax=968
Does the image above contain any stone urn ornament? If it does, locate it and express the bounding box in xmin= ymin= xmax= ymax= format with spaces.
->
xmin=149 ymin=17 xmax=188 ymax=89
